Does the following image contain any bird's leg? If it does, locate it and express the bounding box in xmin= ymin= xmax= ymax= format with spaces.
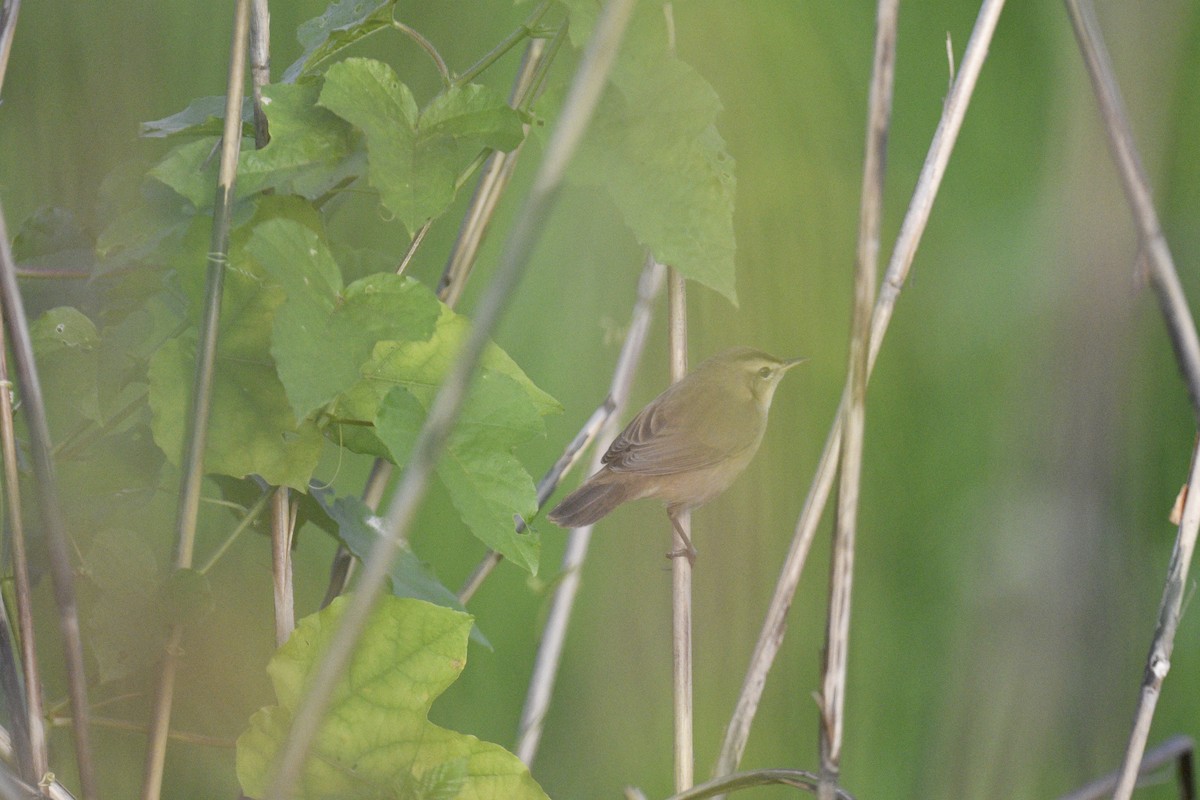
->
xmin=666 ymin=509 xmax=698 ymax=566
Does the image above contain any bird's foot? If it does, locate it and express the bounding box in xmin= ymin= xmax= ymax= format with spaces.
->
xmin=665 ymin=543 xmax=698 ymax=567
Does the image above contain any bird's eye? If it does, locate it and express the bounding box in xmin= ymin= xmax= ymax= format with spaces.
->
xmin=757 ymin=366 xmax=772 ymax=379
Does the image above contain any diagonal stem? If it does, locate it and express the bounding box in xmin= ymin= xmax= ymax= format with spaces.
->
xmin=515 ymin=255 xmax=665 ymax=763
xmin=1062 ymin=3 xmax=1200 ymax=798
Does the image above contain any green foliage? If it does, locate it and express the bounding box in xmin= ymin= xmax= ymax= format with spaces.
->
xmin=285 ymin=0 xmax=398 ymax=83
xmin=236 ymin=596 xmax=549 ymax=800
xmin=557 ymin=2 xmax=738 ymax=303
xmin=319 ymin=58 xmax=525 ymax=236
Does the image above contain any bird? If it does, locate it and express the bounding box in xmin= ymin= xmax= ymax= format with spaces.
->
xmin=548 ymin=347 xmax=805 ymax=561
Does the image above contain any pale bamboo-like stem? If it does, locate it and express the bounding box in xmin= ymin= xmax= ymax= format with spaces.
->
xmin=0 ymin=206 xmax=97 ymax=800
xmin=264 ymin=3 xmax=638 ymax=795
xmin=816 ymin=2 xmax=895 ymax=796
xmin=713 ymin=0 xmax=1007 ymax=776
xmin=667 ymin=266 xmax=693 ymax=792
xmin=1061 ymin=4 xmax=1200 ymax=797
xmin=0 ymin=329 xmax=46 ymax=785
xmin=514 ymin=255 xmax=665 ymax=763
xmin=271 ymin=487 xmax=294 ymax=647
xmin=1056 ymin=734 xmax=1194 ymax=800
xmin=141 ymin=3 xmax=251 ymax=798
xmin=249 ymin=0 xmax=270 ymax=148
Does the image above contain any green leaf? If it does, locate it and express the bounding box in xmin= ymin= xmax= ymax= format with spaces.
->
xmin=148 ymin=336 xmax=323 ymax=490
xmin=375 ymin=370 xmax=543 ymax=575
xmin=318 ymin=58 xmax=524 ymax=235
xmin=236 ymin=596 xmax=549 ymax=800
xmin=148 ymin=82 xmax=361 ymax=209
xmin=308 ymin=486 xmax=488 ymax=646
xmin=31 ymin=307 xmax=102 ymax=430
xmin=284 ymin=0 xmax=398 ymax=84
xmin=81 ymin=529 xmax=168 ymax=683
xmin=140 ymin=95 xmax=253 ymax=138
xmin=561 ymin=4 xmax=738 ymax=303
xmin=244 ymin=218 xmax=440 ymax=420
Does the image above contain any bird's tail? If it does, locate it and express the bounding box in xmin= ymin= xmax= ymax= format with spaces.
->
xmin=548 ymin=472 xmax=635 ymax=528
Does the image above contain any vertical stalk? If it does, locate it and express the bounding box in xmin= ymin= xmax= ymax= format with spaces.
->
xmin=249 ymin=0 xmax=270 ymax=148
xmin=667 ymin=266 xmax=693 ymax=792
xmin=0 ymin=321 xmax=47 ymax=785
xmin=271 ymin=488 xmax=294 ymax=647
xmin=817 ymin=1 xmax=895 ymax=796
xmin=141 ymin=2 xmax=252 ymax=798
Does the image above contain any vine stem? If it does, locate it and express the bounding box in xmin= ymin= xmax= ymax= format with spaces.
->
xmin=1062 ymin=4 xmax=1200 ymax=796
xmin=816 ymin=0 xmax=895 ymax=796
xmin=514 ymin=255 xmax=665 ymax=763
xmin=263 ymin=2 xmax=639 ymax=795
xmin=713 ymin=0 xmax=1007 ymax=777
xmin=140 ymin=1 xmax=252 ymax=797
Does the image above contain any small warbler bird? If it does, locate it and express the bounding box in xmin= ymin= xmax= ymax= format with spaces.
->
xmin=548 ymin=347 xmax=805 ymax=559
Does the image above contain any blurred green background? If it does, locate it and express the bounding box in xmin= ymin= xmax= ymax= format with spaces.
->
xmin=3 ymin=0 xmax=1200 ymax=798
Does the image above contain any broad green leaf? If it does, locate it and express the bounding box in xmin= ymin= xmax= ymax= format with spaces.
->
xmin=308 ymin=486 xmax=488 ymax=646
xmin=148 ymin=83 xmax=360 ymax=209
xmin=148 ymin=336 xmax=323 ymax=490
xmin=318 ymin=58 xmax=524 ymax=235
xmin=332 ymin=306 xmax=559 ymax=457
xmin=284 ymin=0 xmax=398 ymax=84
xmin=244 ymin=218 xmax=440 ymax=420
xmin=12 ymin=206 xmax=92 ymax=261
xmin=560 ymin=4 xmax=738 ymax=303
xmin=236 ymin=596 xmax=549 ymax=800
xmin=376 ymin=372 xmax=542 ymax=574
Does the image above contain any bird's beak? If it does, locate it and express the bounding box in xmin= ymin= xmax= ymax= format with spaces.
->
xmin=781 ymin=356 xmax=808 ymax=371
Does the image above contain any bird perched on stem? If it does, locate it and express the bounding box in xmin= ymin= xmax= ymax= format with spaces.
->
xmin=548 ymin=347 xmax=805 ymax=562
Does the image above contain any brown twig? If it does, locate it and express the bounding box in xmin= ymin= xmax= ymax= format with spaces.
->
xmin=249 ymin=0 xmax=270 ymax=148
xmin=713 ymin=0 xmax=1008 ymax=777
xmin=816 ymin=1 xmax=895 ymax=796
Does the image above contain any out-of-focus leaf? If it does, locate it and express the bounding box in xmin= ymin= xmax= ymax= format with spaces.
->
xmin=559 ymin=4 xmax=738 ymax=302
xmin=148 ymin=335 xmax=324 ymax=491
xmin=236 ymin=596 xmax=549 ymax=800
xmin=318 ymin=58 xmax=524 ymax=236
xmin=31 ymin=306 xmax=102 ymax=430
xmin=81 ymin=529 xmax=167 ymax=683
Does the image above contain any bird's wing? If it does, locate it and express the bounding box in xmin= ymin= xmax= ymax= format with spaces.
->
xmin=602 ymin=380 xmax=759 ymax=475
